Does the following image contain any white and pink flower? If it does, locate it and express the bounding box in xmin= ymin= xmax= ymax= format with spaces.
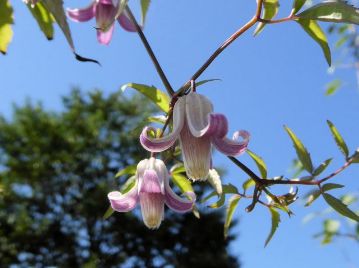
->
xmin=67 ymin=0 xmax=136 ymax=45
xmin=108 ymin=158 xmax=195 ymax=229
xmin=140 ymin=92 xmax=250 ymax=181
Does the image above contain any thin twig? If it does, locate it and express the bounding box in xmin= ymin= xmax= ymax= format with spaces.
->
xmin=177 ymin=0 xmax=264 ymax=95
xmin=125 ymin=6 xmax=175 ymax=96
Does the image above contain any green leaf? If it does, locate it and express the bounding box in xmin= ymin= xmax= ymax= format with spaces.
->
xmin=195 ymin=78 xmax=221 ymax=87
xmin=140 ymin=0 xmax=151 ymax=25
xmin=305 ymin=183 xmax=343 ymax=206
xmin=0 ymin=0 xmax=14 ymax=54
xmin=247 ymin=150 xmax=267 ymax=179
xmin=172 ymin=173 xmax=194 ymax=194
xmin=297 ymin=19 xmax=331 ymax=66
xmin=242 ymin=178 xmax=255 ymax=193
xmin=209 ymin=194 xmax=225 ymax=208
xmin=321 ymin=183 xmax=344 ymax=192
xmin=324 ymin=219 xmax=340 ymax=233
xmin=115 ymin=165 xmax=136 ymax=178
xmin=298 ymin=2 xmax=359 ymax=24
xmin=42 ymin=0 xmax=74 ymax=50
xmin=323 ymin=193 xmax=359 ymax=222
xmin=201 ymin=190 xmax=218 ymax=204
xmin=325 ymin=79 xmax=342 ymax=96
xmin=254 ymin=0 xmax=279 ymax=36
xmin=305 ymin=189 xmax=321 ymax=206
xmin=103 ymin=206 xmax=114 ymax=219
xmin=265 ymin=208 xmax=280 ymax=246
xmin=353 ymin=149 xmax=359 ymax=163
xmin=292 ymin=0 xmax=307 ymax=14
xmin=284 ymin=126 xmax=314 ymax=173
xmin=170 ymin=163 xmax=186 ymax=175
xmin=327 ymin=120 xmax=349 ymax=158
xmin=313 ymin=158 xmax=332 ymax=176
xmin=28 ymin=2 xmax=54 ymax=40
xmin=224 ymin=195 xmax=241 ymax=238
xmin=222 ymin=184 xmax=239 ymax=195
xmin=121 ymin=83 xmax=170 ymax=113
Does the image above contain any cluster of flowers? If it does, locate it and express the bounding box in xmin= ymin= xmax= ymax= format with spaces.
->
xmin=109 ymin=92 xmax=250 ymax=229
xmin=25 ymin=0 xmax=250 ymax=229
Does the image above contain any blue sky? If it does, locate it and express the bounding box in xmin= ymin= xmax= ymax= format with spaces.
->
xmin=1 ymin=0 xmax=359 ymax=267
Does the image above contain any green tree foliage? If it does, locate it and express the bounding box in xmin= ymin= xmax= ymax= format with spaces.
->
xmin=0 ymin=89 xmax=239 ymax=267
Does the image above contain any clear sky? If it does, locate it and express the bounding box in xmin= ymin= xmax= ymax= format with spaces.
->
xmin=1 ymin=0 xmax=359 ymax=267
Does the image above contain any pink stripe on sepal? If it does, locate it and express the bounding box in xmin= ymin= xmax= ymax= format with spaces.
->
xmin=212 ymin=130 xmax=250 ymax=156
xmin=67 ymin=4 xmax=96 ymax=22
xmin=140 ymin=127 xmax=178 ymax=152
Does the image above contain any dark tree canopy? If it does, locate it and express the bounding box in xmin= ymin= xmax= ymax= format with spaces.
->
xmin=0 ymin=89 xmax=239 ymax=267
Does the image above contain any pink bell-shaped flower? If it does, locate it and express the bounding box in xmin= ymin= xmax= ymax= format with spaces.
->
xmin=140 ymin=92 xmax=250 ymax=181
xmin=108 ymin=158 xmax=195 ymax=229
xmin=67 ymin=0 xmax=136 ymax=45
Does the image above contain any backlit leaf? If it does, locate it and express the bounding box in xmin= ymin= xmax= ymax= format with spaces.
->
xmin=140 ymin=0 xmax=151 ymax=25
xmin=297 ymin=19 xmax=331 ymax=66
xmin=327 ymin=120 xmax=349 ymax=158
xmin=284 ymin=126 xmax=314 ymax=173
xmin=0 ymin=0 xmax=13 ymax=54
xmin=313 ymin=158 xmax=332 ymax=176
xmin=121 ymin=83 xmax=170 ymax=113
xmin=172 ymin=173 xmax=194 ymax=194
xmin=321 ymin=183 xmax=344 ymax=192
xmin=325 ymin=79 xmax=342 ymax=95
xmin=115 ymin=165 xmax=136 ymax=178
xmin=28 ymin=2 xmax=54 ymax=40
xmin=298 ymin=2 xmax=359 ymax=24
xmin=247 ymin=150 xmax=267 ymax=179
xmin=323 ymin=193 xmax=359 ymax=222
xmin=265 ymin=208 xmax=280 ymax=246
xmin=292 ymin=0 xmax=307 ymax=14
xmin=254 ymin=0 xmax=279 ymax=36
xmin=242 ymin=178 xmax=255 ymax=193
xmin=224 ymin=195 xmax=241 ymax=238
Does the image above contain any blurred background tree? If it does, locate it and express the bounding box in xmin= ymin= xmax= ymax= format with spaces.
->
xmin=0 ymin=89 xmax=239 ymax=267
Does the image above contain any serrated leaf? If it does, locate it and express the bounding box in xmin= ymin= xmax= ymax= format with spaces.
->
xmin=297 ymin=19 xmax=331 ymax=66
xmin=0 ymin=0 xmax=14 ymax=54
xmin=247 ymin=150 xmax=267 ymax=179
xmin=172 ymin=173 xmax=193 ymax=194
xmin=265 ymin=208 xmax=280 ymax=246
xmin=224 ymin=195 xmax=241 ymax=238
xmin=140 ymin=0 xmax=151 ymax=25
xmin=321 ymin=183 xmax=344 ymax=192
xmin=327 ymin=120 xmax=349 ymax=158
xmin=323 ymin=193 xmax=359 ymax=222
xmin=313 ymin=158 xmax=332 ymax=176
xmin=254 ymin=0 xmax=279 ymax=36
xmin=298 ymin=1 xmax=359 ymax=24
xmin=325 ymin=79 xmax=342 ymax=95
xmin=242 ymin=178 xmax=255 ymax=193
xmin=292 ymin=0 xmax=307 ymax=14
xmin=121 ymin=83 xmax=170 ymax=113
xmin=284 ymin=126 xmax=314 ymax=173
xmin=115 ymin=165 xmax=136 ymax=178
xmin=28 ymin=2 xmax=54 ymax=40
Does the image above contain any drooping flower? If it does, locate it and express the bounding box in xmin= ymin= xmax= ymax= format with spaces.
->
xmin=67 ymin=0 xmax=136 ymax=45
xmin=140 ymin=92 xmax=250 ymax=181
xmin=108 ymin=158 xmax=195 ymax=229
